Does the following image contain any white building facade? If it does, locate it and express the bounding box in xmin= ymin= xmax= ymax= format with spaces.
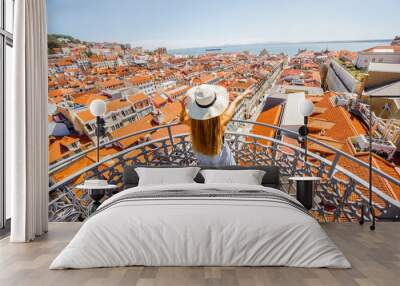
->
xmin=355 ymin=46 xmax=400 ymax=69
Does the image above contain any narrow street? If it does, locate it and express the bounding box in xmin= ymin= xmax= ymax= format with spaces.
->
xmin=240 ymin=67 xmax=283 ymax=134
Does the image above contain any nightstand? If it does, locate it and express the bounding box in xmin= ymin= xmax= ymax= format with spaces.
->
xmin=288 ymin=176 xmax=321 ymax=210
xmin=76 ymin=180 xmax=118 ymax=214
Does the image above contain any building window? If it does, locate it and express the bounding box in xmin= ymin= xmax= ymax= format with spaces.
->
xmin=1 ymin=0 xmax=14 ymax=230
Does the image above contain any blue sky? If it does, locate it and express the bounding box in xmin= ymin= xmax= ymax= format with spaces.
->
xmin=47 ymin=0 xmax=400 ymax=49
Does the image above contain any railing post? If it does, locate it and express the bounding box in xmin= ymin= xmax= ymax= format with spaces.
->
xmin=253 ymin=138 xmax=257 ymax=164
xmin=271 ymin=144 xmax=277 ymax=164
xmin=327 ymin=153 xmax=341 ymax=178
xmin=334 ymin=179 xmax=354 ymax=222
xmin=235 ymin=135 xmax=240 ymax=164
xmin=166 ymin=125 xmax=176 ymax=160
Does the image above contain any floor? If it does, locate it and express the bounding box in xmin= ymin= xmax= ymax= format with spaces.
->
xmin=0 ymin=222 xmax=399 ymax=286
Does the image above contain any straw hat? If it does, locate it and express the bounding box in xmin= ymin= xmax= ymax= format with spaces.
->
xmin=186 ymin=84 xmax=229 ymax=120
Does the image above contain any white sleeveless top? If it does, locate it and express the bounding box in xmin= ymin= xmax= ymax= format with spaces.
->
xmin=195 ymin=142 xmax=236 ymax=166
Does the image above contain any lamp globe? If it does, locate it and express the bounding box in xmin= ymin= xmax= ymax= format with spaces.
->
xmin=299 ymin=99 xmax=314 ymax=117
xmin=89 ymin=99 xmax=107 ymax=117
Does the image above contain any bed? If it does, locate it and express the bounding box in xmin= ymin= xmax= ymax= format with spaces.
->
xmin=50 ymin=166 xmax=351 ymax=269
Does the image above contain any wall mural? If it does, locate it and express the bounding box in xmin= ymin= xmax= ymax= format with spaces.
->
xmin=47 ymin=0 xmax=400 ymax=222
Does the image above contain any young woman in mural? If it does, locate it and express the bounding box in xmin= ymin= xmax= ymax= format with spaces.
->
xmin=179 ymin=84 xmax=246 ymax=166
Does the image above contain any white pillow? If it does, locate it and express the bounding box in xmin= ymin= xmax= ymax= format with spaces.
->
xmin=200 ymin=169 xmax=265 ymax=185
xmin=135 ymin=167 xmax=200 ymax=186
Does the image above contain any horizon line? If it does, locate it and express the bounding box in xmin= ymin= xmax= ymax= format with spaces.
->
xmin=48 ymin=33 xmax=393 ymax=50
xmin=170 ymin=38 xmax=393 ymax=51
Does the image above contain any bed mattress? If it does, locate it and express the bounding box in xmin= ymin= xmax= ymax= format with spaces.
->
xmin=50 ymin=183 xmax=351 ymax=269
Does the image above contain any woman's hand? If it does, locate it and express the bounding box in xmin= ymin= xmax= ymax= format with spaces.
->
xmin=234 ymin=93 xmax=247 ymax=103
xmin=179 ymin=95 xmax=189 ymax=123
xmin=179 ymin=95 xmax=188 ymax=108
xmin=221 ymin=92 xmax=248 ymax=127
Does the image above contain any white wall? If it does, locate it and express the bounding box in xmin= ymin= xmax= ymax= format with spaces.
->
xmin=325 ymin=61 xmax=358 ymax=93
xmin=330 ymin=61 xmax=358 ymax=92
xmin=281 ymin=92 xmax=305 ymax=132
xmin=356 ymin=53 xmax=400 ymax=69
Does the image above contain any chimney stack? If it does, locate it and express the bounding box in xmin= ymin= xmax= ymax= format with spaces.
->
xmin=355 ymin=73 xmax=369 ymax=99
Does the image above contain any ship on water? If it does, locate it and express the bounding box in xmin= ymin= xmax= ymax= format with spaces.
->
xmin=205 ymin=47 xmax=222 ymax=52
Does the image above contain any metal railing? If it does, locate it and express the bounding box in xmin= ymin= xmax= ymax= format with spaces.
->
xmin=48 ymin=120 xmax=400 ymax=222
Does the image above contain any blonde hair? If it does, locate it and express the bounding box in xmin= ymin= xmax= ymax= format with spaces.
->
xmin=190 ymin=116 xmax=223 ymax=156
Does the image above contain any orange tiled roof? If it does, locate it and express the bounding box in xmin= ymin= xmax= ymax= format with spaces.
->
xmin=76 ymin=98 xmax=135 ymax=123
xmin=50 ymin=156 xmax=94 ymax=185
xmin=49 ymin=140 xmax=72 ymax=164
xmin=99 ymin=78 xmax=124 ymax=88
xmin=281 ymin=69 xmax=303 ymax=77
xmin=75 ymin=110 xmax=95 ymax=123
xmin=230 ymin=79 xmax=254 ymax=90
xmin=308 ymin=135 xmax=344 ymax=155
xmin=128 ymin=92 xmax=148 ymax=105
xmin=311 ymin=91 xmax=367 ymax=140
xmin=159 ymin=102 xmax=182 ymax=123
xmin=164 ymin=85 xmax=191 ymax=98
xmin=48 ymin=88 xmax=72 ymax=98
xmin=110 ymin=115 xmax=153 ymax=149
xmin=128 ymin=75 xmax=153 ymax=85
xmin=311 ymin=91 xmax=400 ymax=199
xmin=151 ymin=124 xmax=190 ymax=141
xmin=64 ymin=68 xmax=80 ymax=74
xmin=152 ymin=94 xmax=168 ymax=107
xmin=59 ymin=136 xmax=79 ymax=147
xmin=73 ymin=94 xmax=108 ymax=106
xmin=50 ymin=148 xmax=114 ymax=188
xmin=251 ymin=105 xmax=283 ymax=146
xmin=308 ymin=118 xmax=335 ymax=132
xmin=54 ymin=58 xmax=73 ymax=66
xmin=106 ymin=99 xmax=133 ymax=112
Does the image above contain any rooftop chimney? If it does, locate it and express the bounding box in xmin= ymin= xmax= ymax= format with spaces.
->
xmin=355 ymin=73 xmax=368 ymax=98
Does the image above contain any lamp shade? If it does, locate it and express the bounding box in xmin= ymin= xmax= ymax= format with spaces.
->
xmin=299 ymin=99 xmax=314 ymax=117
xmin=89 ymin=99 xmax=107 ymax=117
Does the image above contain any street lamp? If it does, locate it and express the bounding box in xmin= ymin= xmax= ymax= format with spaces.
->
xmin=89 ymin=99 xmax=107 ymax=162
xmin=78 ymin=99 xmax=114 ymax=214
xmin=298 ymin=99 xmax=314 ymax=167
xmin=289 ymin=99 xmax=318 ymax=211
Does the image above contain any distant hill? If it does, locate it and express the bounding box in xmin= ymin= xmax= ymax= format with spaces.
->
xmin=48 ymin=34 xmax=82 ymax=53
xmin=48 ymin=34 xmax=81 ymax=43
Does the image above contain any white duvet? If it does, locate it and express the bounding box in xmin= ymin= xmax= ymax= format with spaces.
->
xmin=50 ymin=183 xmax=351 ymax=269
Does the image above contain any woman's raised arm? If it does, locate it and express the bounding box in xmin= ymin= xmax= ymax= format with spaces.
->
xmin=221 ymin=93 xmax=246 ymax=127
xmin=179 ymin=95 xmax=190 ymax=124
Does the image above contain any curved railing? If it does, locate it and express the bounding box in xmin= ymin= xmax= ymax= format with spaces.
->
xmin=48 ymin=120 xmax=400 ymax=222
